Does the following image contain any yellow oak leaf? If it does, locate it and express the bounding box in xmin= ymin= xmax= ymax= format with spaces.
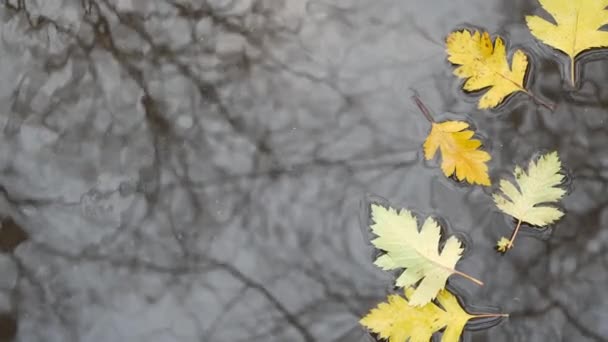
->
xmin=423 ymin=120 xmax=491 ymax=186
xmin=369 ymin=204 xmax=483 ymax=307
xmin=446 ymin=30 xmax=528 ymax=109
xmin=360 ymin=287 xmax=507 ymax=342
xmin=526 ymin=0 xmax=608 ymax=85
xmin=493 ymin=152 xmax=567 ymax=251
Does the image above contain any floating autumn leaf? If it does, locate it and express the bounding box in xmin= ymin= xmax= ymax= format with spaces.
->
xmin=446 ymin=30 xmax=552 ymax=110
xmin=412 ymin=96 xmax=492 ymax=186
xmin=493 ymin=152 xmax=567 ymax=252
xmin=369 ymin=203 xmax=483 ymax=306
xmin=446 ymin=30 xmax=527 ymax=109
xmin=526 ymin=0 xmax=608 ymax=86
xmin=423 ymin=121 xmax=492 ymax=186
xmin=360 ymin=287 xmax=507 ymax=342
xmin=496 ymin=237 xmax=511 ymax=254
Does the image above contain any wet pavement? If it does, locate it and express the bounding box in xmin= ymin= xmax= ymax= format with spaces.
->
xmin=0 ymin=0 xmax=607 ymax=341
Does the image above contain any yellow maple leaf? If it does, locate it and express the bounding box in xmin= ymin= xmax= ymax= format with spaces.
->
xmin=526 ymin=0 xmax=608 ymax=85
xmin=493 ymin=152 xmax=567 ymax=252
xmin=360 ymin=288 xmax=507 ymax=342
xmin=369 ymin=204 xmax=483 ymax=307
xmin=423 ymin=120 xmax=491 ymax=186
xmin=446 ymin=30 xmax=529 ymax=109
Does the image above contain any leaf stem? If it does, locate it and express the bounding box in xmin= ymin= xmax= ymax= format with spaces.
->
xmin=471 ymin=313 xmax=510 ymax=319
xmin=452 ymin=269 xmax=484 ymax=286
xmin=507 ymin=219 xmax=523 ymax=250
xmin=411 ymin=94 xmax=435 ymax=123
xmin=570 ymin=57 xmax=576 ymax=88
xmin=522 ymin=89 xmax=555 ymax=111
xmin=496 ymin=72 xmax=555 ymax=110
xmin=428 ymin=257 xmax=484 ymax=286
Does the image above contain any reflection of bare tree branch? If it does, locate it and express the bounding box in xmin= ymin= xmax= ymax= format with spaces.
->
xmin=173 ymin=150 xmax=418 ymax=188
xmin=207 ymin=258 xmax=315 ymax=342
xmin=11 ymin=254 xmax=79 ymax=342
xmin=24 ymin=239 xmax=315 ymax=341
xmin=97 ymin=0 xmax=276 ymax=158
xmin=553 ymin=299 xmax=608 ymax=342
xmin=203 ymin=284 xmax=249 ymax=341
xmin=511 ymin=295 xmax=607 ymax=342
xmin=500 ymin=242 xmax=608 ymax=341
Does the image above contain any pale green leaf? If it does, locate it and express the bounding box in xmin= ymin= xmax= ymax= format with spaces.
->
xmin=369 ymin=204 xmax=467 ymax=306
xmin=493 ymin=151 xmax=566 ymax=226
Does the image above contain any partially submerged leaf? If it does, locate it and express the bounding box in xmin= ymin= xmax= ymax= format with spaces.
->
xmin=360 ymin=288 xmax=507 ymax=342
xmin=526 ymin=0 xmax=608 ymax=85
xmin=495 ymin=237 xmax=510 ymax=253
xmin=369 ymin=204 xmax=482 ymax=306
xmin=423 ymin=121 xmax=491 ymax=186
xmin=493 ymin=152 xmax=567 ymax=251
xmin=446 ymin=30 xmax=529 ymax=109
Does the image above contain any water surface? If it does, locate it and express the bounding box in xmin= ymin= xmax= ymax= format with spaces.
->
xmin=0 ymin=0 xmax=607 ymax=341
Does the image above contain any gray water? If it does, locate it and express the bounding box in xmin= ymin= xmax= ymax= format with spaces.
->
xmin=0 ymin=0 xmax=607 ymax=341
